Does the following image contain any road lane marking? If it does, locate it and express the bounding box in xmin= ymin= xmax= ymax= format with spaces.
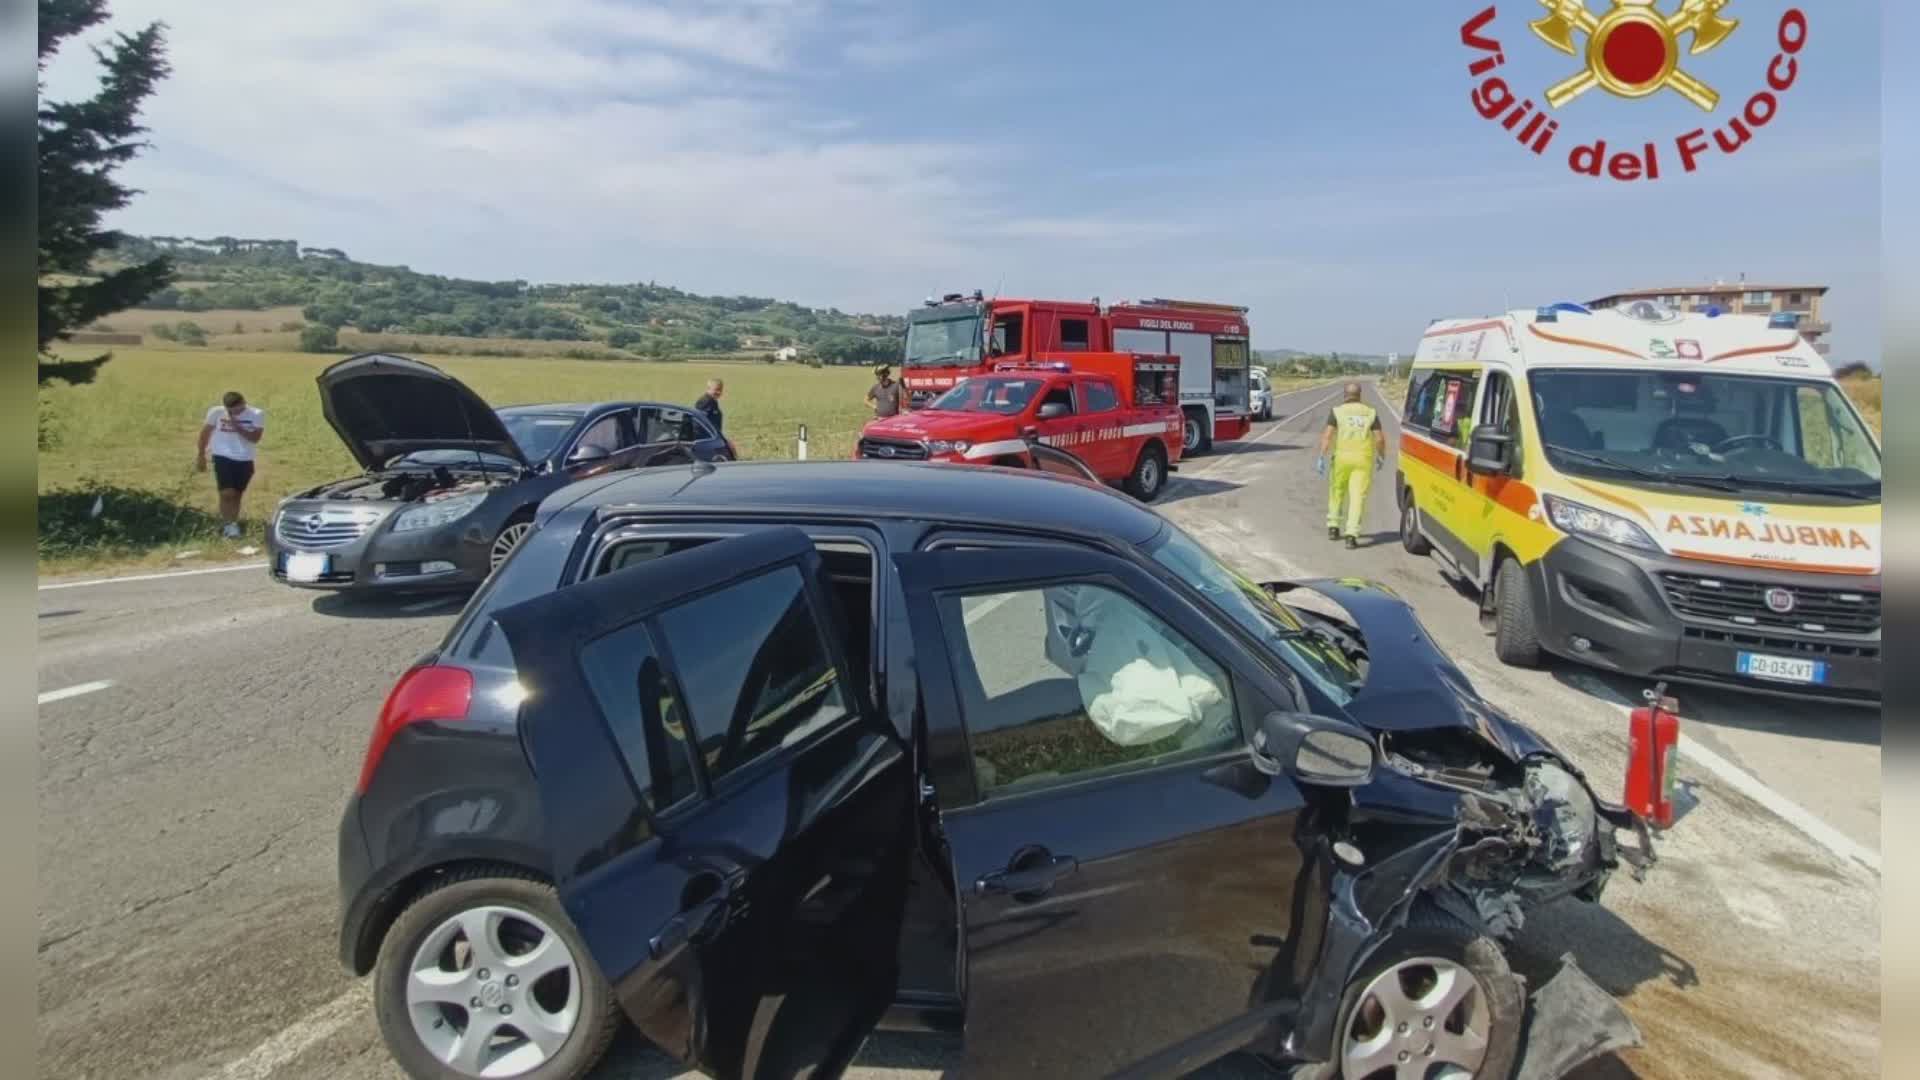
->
xmin=963 ymin=591 xmax=1020 ymax=626
xmin=1565 ymin=674 xmax=1880 ymax=875
xmin=37 ymin=680 xmax=112 ymax=705
xmin=211 ymin=986 xmax=367 ymax=1080
xmin=39 ymin=562 xmax=268 ymax=591
xmin=1186 ymin=386 xmax=1342 ymax=479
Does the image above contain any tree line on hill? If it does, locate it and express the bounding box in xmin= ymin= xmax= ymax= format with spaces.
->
xmin=109 ymin=235 xmax=908 ymax=362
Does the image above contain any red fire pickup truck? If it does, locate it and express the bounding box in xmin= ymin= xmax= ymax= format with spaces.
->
xmin=856 ymin=354 xmax=1184 ymax=501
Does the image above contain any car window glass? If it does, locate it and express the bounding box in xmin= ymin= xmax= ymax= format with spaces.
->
xmin=644 ymin=407 xmax=704 ymax=444
xmin=573 ymin=413 xmax=628 ymax=456
xmin=1083 ymin=380 xmax=1119 ymax=414
xmin=578 ymin=621 xmax=697 ymax=823
xmin=1040 ymin=385 xmax=1075 ymax=414
xmin=942 ymin=584 xmax=1238 ymax=799
xmin=655 ymin=565 xmax=851 ymax=782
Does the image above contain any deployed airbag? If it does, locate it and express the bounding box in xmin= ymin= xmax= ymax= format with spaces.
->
xmin=1048 ymin=585 xmax=1234 ymax=747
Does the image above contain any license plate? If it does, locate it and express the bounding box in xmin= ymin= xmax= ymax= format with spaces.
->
xmin=285 ymin=552 xmax=329 ymax=583
xmin=1736 ymin=651 xmax=1825 ymax=685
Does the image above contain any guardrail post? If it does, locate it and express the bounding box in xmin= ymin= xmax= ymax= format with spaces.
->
xmin=796 ymin=423 xmax=809 ymax=461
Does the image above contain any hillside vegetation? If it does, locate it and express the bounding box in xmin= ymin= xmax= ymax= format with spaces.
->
xmin=95 ymin=235 xmax=905 ymax=364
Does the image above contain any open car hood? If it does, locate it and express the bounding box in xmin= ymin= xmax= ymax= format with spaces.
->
xmin=1266 ymin=577 xmax=1562 ymax=765
xmin=317 ymin=352 xmax=528 ymax=470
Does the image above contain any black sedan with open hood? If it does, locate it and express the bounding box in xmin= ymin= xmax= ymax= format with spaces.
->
xmin=267 ymin=353 xmax=733 ymax=593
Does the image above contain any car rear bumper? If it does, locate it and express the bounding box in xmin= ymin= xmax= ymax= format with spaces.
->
xmin=337 ymin=795 xmax=376 ymax=972
xmin=1528 ymin=537 xmax=1881 ymax=704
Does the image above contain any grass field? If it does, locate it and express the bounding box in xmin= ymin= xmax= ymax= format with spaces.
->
xmin=38 ymin=345 xmax=876 ymax=571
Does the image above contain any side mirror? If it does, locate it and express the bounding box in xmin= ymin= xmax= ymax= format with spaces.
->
xmin=1037 ymin=402 xmax=1071 ymax=420
xmin=1252 ymin=711 xmax=1375 ymax=787
xmin=567 ymin=443 xmax=613 ymax=466
xmin=1466 ymin=428 xmax=1515 ymax=476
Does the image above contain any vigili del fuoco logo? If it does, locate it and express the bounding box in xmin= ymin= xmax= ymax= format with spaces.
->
xmin=1461 ymin=1 xmax=1807 ymax=179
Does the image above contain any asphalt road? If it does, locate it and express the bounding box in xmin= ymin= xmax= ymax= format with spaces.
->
xmin=35 ymin=379 xmax=1879 ymax=1079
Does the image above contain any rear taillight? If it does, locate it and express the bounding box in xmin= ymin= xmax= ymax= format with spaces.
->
xmin=356 ymin=665 xmax=474 ymax=793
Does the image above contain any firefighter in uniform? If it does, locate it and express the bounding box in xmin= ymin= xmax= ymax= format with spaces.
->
xmin=1317 ymin=382 xmax=1386 ymax=549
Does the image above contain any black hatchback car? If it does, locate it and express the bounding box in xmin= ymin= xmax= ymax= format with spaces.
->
xmin=338 ymin=461 xmax=1654 ymax=1080
xmin=268 ymin=352 xmax=733 ymax=593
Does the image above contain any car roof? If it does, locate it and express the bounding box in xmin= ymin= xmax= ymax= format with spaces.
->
xmin=569 ymin=460 xmax=1165 ymax=544
xmin=495 ymin=401 xmax=695 ymax=417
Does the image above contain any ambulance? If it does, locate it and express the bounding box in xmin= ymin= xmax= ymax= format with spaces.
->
xmin=1396 ymin=300 xmax=1881 ymax=703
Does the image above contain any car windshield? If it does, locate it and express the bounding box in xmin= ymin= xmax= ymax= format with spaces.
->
xmin=926 ymin=377 xmax=1044 ymax=414
xmin=905 ymin=313 xmax=984 ymax=367
xmin=388 ymin=449 xmax=521 ymax=471
xmin=1145 ymin=523 xmax=1359 ymax=706
xmin=498 ymin=411 xmax=582 ymax=462
xmin=1528 ymin=369 xmax=1881 ymax=501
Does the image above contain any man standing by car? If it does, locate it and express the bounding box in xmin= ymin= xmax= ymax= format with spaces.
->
xmin=1317 ymin=381 xmax=1385 ymax=549
xmin=197 ymin=390 xmax=265 ymax=539
xmin=867 ymin=364 xmax=905 ymax=418
xmin=694 ymin=378 xmax=724 ymax=435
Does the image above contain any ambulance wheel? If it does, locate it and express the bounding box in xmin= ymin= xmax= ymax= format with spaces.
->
xmin=1125 ymin=443 xmax=1168 ymax=501
xmin=1493 ymin=557 xmax=1542 ymax=667
xmin=1399 ymin=491 xmax=1432 ymax=556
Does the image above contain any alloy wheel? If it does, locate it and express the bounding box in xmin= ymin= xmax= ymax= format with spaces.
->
xmin=1340 ymin=956 xmax=1491 ymax=1079
xmin=406 ymin=904 xmax=581 ymax=1078
xmin=1182 ymin=417 xmax=1201 ymax=453
xmin=490 ymin=522 xmax=533 ymax=570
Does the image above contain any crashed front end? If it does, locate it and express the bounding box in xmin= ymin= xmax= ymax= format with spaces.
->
xmin=1256 ymin=578 xmax=1657 ymax=1078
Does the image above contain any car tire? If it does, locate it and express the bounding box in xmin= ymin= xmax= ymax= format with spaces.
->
xmin=490 ymin=514 xmax=535 ymax=572
xmin=1493 ymin=556 xmax=1543 ymax=667
xmin=1291 ymin=905 xmax=1523 ymax=1080
xmin=1399 ymin=492 xmax=1432 ymax=556
xmin=1125 ymin=443 xmax=1168 ymax=501
xmin=373 ymin=869 xmax=619 ymax=1080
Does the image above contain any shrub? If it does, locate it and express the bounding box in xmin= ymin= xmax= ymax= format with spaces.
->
xmin=299 ymin=323 xmax=340 ymax=352
xmin=175 ymin=321 xmax=209 ymax=346
xmin=150 ymin=322 xmax=177 ymax=341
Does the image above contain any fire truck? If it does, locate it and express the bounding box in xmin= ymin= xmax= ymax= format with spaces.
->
xmin=899 ymin=292 xmax=1255 ymax=454
xmin=857 ymin=353 xmax=1185 ymax=501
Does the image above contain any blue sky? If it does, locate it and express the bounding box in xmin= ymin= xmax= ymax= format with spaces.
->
xmin=44 ymin=1 xmax=1881 ymax=360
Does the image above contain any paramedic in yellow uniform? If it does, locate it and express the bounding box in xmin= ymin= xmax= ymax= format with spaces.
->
xmin=1317 ymin=382 xmax=1386 ymax=549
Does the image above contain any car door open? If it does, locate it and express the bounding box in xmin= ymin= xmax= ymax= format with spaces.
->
xmin=893 ymin=543 xmax=1318 ymax=1076
xmin=492 ymin=526 xmax=911 ymax=1078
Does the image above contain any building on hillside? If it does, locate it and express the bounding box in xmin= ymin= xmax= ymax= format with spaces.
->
xmin=1586 ymin=281 xmax=1831 ymax=355
xmin=775 ymin=345 xmax=800 ymax=362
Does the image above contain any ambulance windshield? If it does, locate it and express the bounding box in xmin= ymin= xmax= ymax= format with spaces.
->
xmin=926 ymin=377 xmax=1043 ymax=415
xmin=904 ymin=313 xmax=984 ymax=367
xmin=1146 ymin=524 xmax=1360 ymax=706
xmin=1529 ymin=370 xmax=1881 ymax=500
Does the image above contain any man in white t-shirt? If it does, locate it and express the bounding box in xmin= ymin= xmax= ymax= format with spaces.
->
xmin=196 ymin=391 xmax=265 ymax=539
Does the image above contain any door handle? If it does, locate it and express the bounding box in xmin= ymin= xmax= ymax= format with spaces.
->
xmin=975 ymin=854 xmax=1078 ymax=898
xmin=648 ymin=894 xmax=727 ymax=959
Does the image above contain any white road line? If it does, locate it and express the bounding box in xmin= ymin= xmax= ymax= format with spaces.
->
xmin=1566 ymin=674 xmax=1880 ymax=875
xmin=964 ymin=591 xmax=1020 ymax=626
xmin=37 ymin=680 xmax=113 ymax=705
xmin=210 ymin=986 xmax=366 ymax=1080
xmin=39 ymin=561 xmax=268 ymax=591
xmin=1187 ymin=387 xmax=1342 ymax=479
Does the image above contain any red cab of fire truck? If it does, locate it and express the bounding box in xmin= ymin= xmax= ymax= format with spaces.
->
xmin=898 ymin=293 xmax=1254 ymax=455
xmin=857 ymin=354 xmax=1185 ymax=501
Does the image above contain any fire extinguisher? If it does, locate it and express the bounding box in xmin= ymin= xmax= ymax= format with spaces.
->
xmin=1624 ymin=681 xmax=1681 ymax=828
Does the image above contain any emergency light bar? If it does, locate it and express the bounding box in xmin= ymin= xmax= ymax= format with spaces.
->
xmin=1769 ymin=312 xmax=1802 ymax=329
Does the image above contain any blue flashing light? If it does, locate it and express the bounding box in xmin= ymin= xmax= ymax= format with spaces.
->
xmin=1769 ymin=312 xmax=1802 ymax=329
xmin=1549 ymin=301 xmax=1591 ymax=315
